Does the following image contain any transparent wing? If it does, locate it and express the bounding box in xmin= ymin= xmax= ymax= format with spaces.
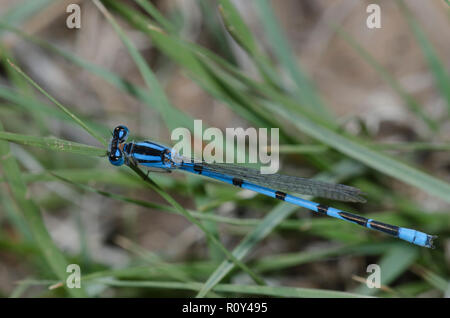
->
xmin=185 ymin=161 xmax=366 ymax=203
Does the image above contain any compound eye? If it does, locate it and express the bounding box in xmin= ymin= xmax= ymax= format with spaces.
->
xmin=114 ymin=125 xmax=129 ymax=143
xmin=109 ymin=148 xmax=124 ymax=166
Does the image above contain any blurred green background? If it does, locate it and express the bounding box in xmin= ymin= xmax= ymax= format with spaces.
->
xmin=0 ymin=0 xmax=449 ymax=298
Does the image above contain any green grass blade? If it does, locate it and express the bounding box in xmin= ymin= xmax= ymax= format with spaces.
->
xmin=101 ymin=0 xmax=269 ymax=127
xmin=353 ymin=244 xmax=419 ymax=296
xmin=194 ymin=57 xmax=284 ymax=129
xmin=275 ymin=142 xmax=450 ymax=154
xmin=398 ymin=0 xmax=450 ymax=114
xmin=270 ymin=103 xmax=450 ymax=203
xmin=253 ymin=243 xmax=390 ymax=273
xmin=4 ymin=168 xmax=145 ymax=188
xmin=125 ymin=163 xmax=266 ymax=289
xmin=335 ymin=27 xmax=438 ymax=132
xmin=96 ymin=278 xmax=368 ymax=298
xmin=115 ymin=236 xmax=193 ymax=283
xmin=97 ymin=1 xmax=274 ymax=110
xmin=217 ymin=0 xmax=281 ymax=88
xmin=5 ymin=59 xmax=107 ymax=147
xmin=0 ymin=0 xmax=52 ymax=33
xmin=112 ymin=238 xmax=224 ymax=297
xmin=133 ymin=0 xmax=177 ymax=34
xmin=197 ymin=0 xmax=237 ymax=64
xmin=0 ymin=122 xmax=86 ymax=297
xmin=254 ymin=0 xmax=332 ymax=118
xmin=1 ymin=48 xmax=53 ymax=137
xmin=412 ymin=265 xmax=449 ymax=293
xmin=0 ymin=23 xmax=195 ymax=132
xmin=0 ymin=191 xmax=32 ymax=241
xmin=50 ymin=172 xmax=254 ymax=227
xmin=196 ymin=203 xmax=297 ymax=298
xmin=217 ymin=0 xmax=258 ymax=55
xmin=0 ymin=85 xmax=109 ymax=136
xmin=93 ymin=0 xmax=193 ymax=133
xmin=0 ymin=131 xmax=105 ymax=156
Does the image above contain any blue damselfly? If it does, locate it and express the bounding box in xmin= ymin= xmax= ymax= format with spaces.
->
xmin=108 ymin=125 xmax=436 ymax=248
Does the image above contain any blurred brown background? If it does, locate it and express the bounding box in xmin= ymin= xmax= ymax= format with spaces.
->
xmin=0 ymin=0 xmax=449 ymax=296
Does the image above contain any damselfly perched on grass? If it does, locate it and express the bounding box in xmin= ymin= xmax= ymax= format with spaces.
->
xmin=108 ymin=125 xmax=436 ymax=248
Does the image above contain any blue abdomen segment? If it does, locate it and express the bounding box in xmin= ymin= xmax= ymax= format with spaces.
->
xmin=398 ymin=228 xmax=434 ymax=248
xmin=179 ymin=162 xmax=435 ymax=248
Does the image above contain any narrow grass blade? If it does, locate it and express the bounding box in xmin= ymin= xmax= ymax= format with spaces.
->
xmin=0 ymin=122 xmax=86 ymax=297
xmin=217 ymin=0 xmax=258 ymax=55
xmin=411 ymin=265 xmax=449 ymax=293
xmin=96 ymin=278 xmax=368 ymax=298
xmin=0 ymin=85 xmax=109 ymax=136
xmin=95 ymin=2 xmax=272 ymax=113
xmin=0 ymin=0 xmax=52 ymax=33
xmin=79 ymin=265 xmax=212 ymax=282
xmin=93 ymin=0 xmax=193 ymax=133
xmin=197 ymin=0 xmax=237 ymax=64
xmin=195 ymin=57 xmax=284 ymax=129
xmin=17 ymin=168 xmax=147 ymax=188
xmin=5 ymin=59 xmax=107 ymax=147
xmin=115 ymin=236 xmax=193 ymax=283
xmin=218 ymin=0 xmax=281 ymax=88
xmin=113 ymin=237 xmax=222 ymax=297
xmin=353 ymin=244 xmax=419 ymax=296
xmin=335 ymin=27 xmax=438 ymax=132
xmin=0 ymin=23 xmax=195 ymax=131
xmin=0 ymin=191 xmax=32 ymax=241
xmin=0 ymin=131 xmax=105 ymax=156
xmin=9 ymin=279 xmax=32 ymax=298
xmin=51 ymin=172 xmax=255 ymax=227
xmin=274 ymin=142 xmax=450 ymax=154
xmin=269 ymin=103 xmax=450 ymax=203
xmin=101 ymin=1 xmax=273 ymax=128
xmin=1 ymin=48 xmax=53 ymax=138
xmin=253 ymin=243 xmax=390 ymax=273
xmin=397 ymin=0 xmax=450 ymax=114
xmin=125 ymin=162 xmax=266 ymax=288
xmin=196 ymin=203 xmax=296 ymax=298
xmin=254 ymin=0 xmax=332 ymax=119
xmin=133 ymin=0 xmax=177 ymax=34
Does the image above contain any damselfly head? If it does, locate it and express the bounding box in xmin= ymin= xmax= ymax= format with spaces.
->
xmin=108 ymin=127 xmax=126 ymax=166
xmin=108 ymin=146 xmax=124 ymax=166
xmin=113 ymin=125 xmax=129 ymax=143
